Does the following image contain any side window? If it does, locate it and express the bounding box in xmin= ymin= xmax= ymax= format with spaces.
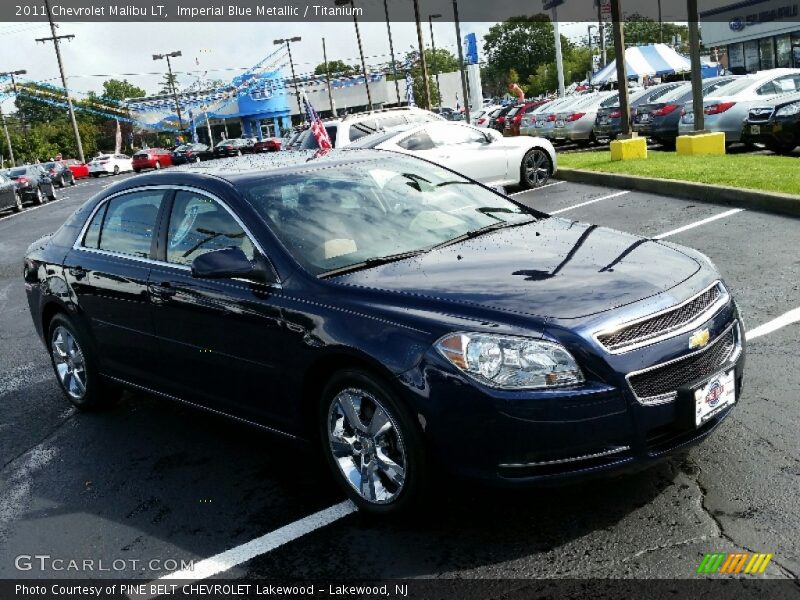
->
xmin=166 ymin=191 xmax=255 ymax=266
xmin=428 ymin=125 xmax=486 ymax=146
xmin=97 ymin=190 xmax=164 ymax=258
xmin=398 ymin=131 xmax=435 ymax=151
xmin=82 ymin=203 xmax=108 ymax=249
xmin=348 ymin=119 xmax=378 ymax=141
xmin=376 ymin=114 xmax=407 ymax=129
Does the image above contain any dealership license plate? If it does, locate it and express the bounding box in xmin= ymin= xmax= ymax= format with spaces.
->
xmin=555 ymin=120 xmax=565 ymax=127
xmin=694 ymin=370 xmax=736 ymax=427
xmin=599 ymin=118 xmax=608 ymax=125
xmin=639 ymin=114 xmax=650 ymax=122
xmin=750 ymin=125 xmax=761 ymax=134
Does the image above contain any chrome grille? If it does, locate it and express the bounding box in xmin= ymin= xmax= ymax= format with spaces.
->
xmin=748 ymin=107 xmax=774 ymax=122
xmin=628 ymin=323 xmax=738 ymax=404
xmin=597 ymin=283 xmax=724 ymax=352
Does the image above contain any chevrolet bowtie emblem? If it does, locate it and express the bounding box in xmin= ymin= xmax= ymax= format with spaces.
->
xmin=689 ymin=328 xmax=711 ymax=349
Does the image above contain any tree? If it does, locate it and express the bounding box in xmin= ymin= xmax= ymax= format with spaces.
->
xmin=401 ymin=48 xmax=459 ymax=107
xmin=101 ymin=79 xmax=146 ymax=102
xmin=158 ymin=72 xmax=178 ymax=96
xmin=527 ymin=45 xmax=592 ymax=97
xmin=624 ymin=15 xmax=690 ymax=50
xmin=314 ymin=60 xmax=357 ymax=76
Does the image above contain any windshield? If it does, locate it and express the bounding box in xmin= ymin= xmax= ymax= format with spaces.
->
xmin=8 ymin=168 xmax=27 ymax=177
xmin=43 ymin=162 xmax=58 ymax=169
xmin=240 ymin=155 xmax=536 ymax=276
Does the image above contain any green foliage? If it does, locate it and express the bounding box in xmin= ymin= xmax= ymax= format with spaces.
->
xmin=158 ymin=72 xmax=178 ymax=96
xmin=624 ymin=15 xmax=691 ymax=50
xmin=101 ymin=79 xmax=146 ymax=102
xmin=403 ymin=48 xmax=459 ymax=107
xmin=315 ymin=60 xmax=357 ymax=76
xmin=527 ymin=45 xmax=592 ymax=96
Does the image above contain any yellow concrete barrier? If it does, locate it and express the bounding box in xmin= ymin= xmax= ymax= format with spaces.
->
xmin=610 ymin=137 xmax=648 ymax=161
xmin=676 ymin=132 xmax=726 ymax=156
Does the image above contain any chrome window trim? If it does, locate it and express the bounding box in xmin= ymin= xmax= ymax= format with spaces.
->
xmin=625 ymin=320 xmax=742 ymax=406
xmin=71 ymin=184 xmax=282 ymax=289
xmin=499 ymin=445 xmax=631 ymax=468
xmin=593 ymin=281 xmax=729 ymax=355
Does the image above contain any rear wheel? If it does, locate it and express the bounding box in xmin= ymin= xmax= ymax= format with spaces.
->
xmin=69 ymin=174 xmax=76 ymax=186
xmin=13 ymin=193 xmax=23 ymax=212
xmin=47 ymin=314 xmax=120 ymax=410
xmin=520 ymin=147 xmax=552 ymax=189
xmin=58 ymin=175 xmax=65 ymax=188
xmin=113 ymin=165 xmax=120 ymax=175
xmin=154 ymin=160 xmax=161 ymax=170
xmin=766 ymin=140 xmax=798 ymax=155
xmin=320 ymin=370 xmax=427 ymax=515
xmin=33 ymin=187 xmax=44 ymax=205
xmin=47 ymin=186 xmax=57 ymax=201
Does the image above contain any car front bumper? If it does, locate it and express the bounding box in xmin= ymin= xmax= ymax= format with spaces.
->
xmin=741 ymin=119 xmax=800 ymax=147
xmin=397 ymin=301 xmax=745 ymax=485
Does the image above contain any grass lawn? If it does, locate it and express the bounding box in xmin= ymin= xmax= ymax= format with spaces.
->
xmin=558 ymin=151 xmax=800 ymax=196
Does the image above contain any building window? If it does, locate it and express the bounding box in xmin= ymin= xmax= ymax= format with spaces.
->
xmin=776 ymin=34 xmax=792 ymax=67
xmin=744 ymin=40 xmax=761 ymax=72
xmin=760 ymin=37 xmax=776 ymax=70
xmin=728 ymin=43 xmax=745 ymax=72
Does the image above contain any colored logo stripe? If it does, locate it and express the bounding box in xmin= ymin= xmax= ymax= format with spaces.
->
xmin=698 ymin=553 xmax=773 ymax=574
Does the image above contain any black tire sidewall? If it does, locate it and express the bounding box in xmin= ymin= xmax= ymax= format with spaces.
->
xmin=521 ymin=148 xmax=551 ymax=189
xmin=318 ymin=369 xmax=428 ymax=515
xmin=47 ymin=313 xmax=113 ymax=410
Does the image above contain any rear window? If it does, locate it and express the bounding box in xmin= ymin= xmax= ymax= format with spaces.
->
xmin=8 ymin=168 xmax=26 ymax=177
xmin=300 ymin=126 xmax=338 ymax=149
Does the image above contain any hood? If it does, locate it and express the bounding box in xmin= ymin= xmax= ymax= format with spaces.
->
xmin=332 ymin=218 xmax=700 ymax=320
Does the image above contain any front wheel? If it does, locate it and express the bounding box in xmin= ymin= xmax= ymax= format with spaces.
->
xmin=47 ymin=186 xmax=57 ymax=201
xmin=766 ymin=140 xmax=798 ymax=155
xmin=58 ymin=176 xmax=65 ymax=188
xmin=48 ymin=314 xmax=120 ymax=410
xmin=320 ymin=370 xmax=427 ymax=515
xmin=154 ymin=161 xmax=161 ymax=170
xmin=33 ymin=187 xmax=44 ymax=205
xmin=69 ymin=175 xmax=76 ymax=186
xmin=520 ymin=147 xmax=552 ymax=189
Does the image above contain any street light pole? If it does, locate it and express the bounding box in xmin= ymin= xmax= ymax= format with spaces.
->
xmin=274 ymin=37 xmax=302 ymax=117
xmin=412 ymin=0 xmax=431 ymax=110
xmin=152 ymin=51 xmax=185 ymax=131
xmin=428 ymin=14 xmax=442 ymax=108
xmin=453 ymin=0 xmax=471 ymax=123
xmin=610 ymin=0 xmax=633 ymax=138
xmin=687 ymin=0 xmax=705 ymax=132
xmin=587 ymin=25 xmax=596 ymax=84
xmin=382 ymin=0 xmax=401 ymax=105
xmin=335 ymin=0 xmax=372 ymax=111
xmin=36 ymin=0 xmax=84 ymax=163
xmin=322 ymin=37 xmax=336 ymax=116
xmin=0 ymin=70 xmax=28 ymax=156
xmin=0 ymin=107 xmax=14 ymax=166
xmin=552 ymin=6 xmax=566 ymax=97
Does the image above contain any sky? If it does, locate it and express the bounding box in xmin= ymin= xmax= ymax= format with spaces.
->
xmin=0 ymin=19 xmax=596 ymax=112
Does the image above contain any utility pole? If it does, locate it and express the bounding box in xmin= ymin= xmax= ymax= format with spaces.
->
xmin=610 ymin=0 xmax=633 ymax=137
xmin=552 ymin=5 xmax=566 ymax=97
xmin=152 ymin=50 xmax=184 ymax=131
xmin=412 ymin=0 xmax=431 ymax=110
xmin=597 ymin=0 xmax=608 ymax=66
xmin=274 ymin=38 xmax=302 ymax=117
xmin=382 ymin=0 xmax=401 ymax=105
xmin=428 ymin=14 xmax=442 ymax=108
xmin=453 ymin=0 xmax=471 ymax=123
xmin=1 ymin=71 xmax=29 ymax=153
xmin=322 ymin=38 xmax=336 ymax=116
xmin=36 ymin=0 xmax=84 ymax=163
xmin=0 ymin=107 xmax=14 ymax=166
xmin=334 ymin=0 xmax=372 ymax=111
xmin=687 ymin=0 xmax=704 ymax=131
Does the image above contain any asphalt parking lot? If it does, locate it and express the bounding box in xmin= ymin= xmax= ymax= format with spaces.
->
xmin=1 ymin=171 xmax=798 ymax=583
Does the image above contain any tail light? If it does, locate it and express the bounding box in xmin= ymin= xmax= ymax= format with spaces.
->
xmin=477 ymin=117 xmax=487 ymax=125
xmin=651 ymin=104 xmax=680 ymax=116
xmin=609 ymin=110 xmax=621 ymax=119
xmin=547 ymin=114 xmax=557 ymax=122
xmin=497 ymin=116 xmax=506 ymax=124
xmin=566 ymin=112 xmax=585 ymax=122
xmin=17 ymin=176 xmax=28 ymax=184
xmin=704 ymin=102 xmax=736 ymax=115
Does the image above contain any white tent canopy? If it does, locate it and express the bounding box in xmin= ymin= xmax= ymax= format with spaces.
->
xmin=591 ymin=43 xmax=712 ymax=85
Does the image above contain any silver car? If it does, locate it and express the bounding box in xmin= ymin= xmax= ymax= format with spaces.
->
xmin=550 ymin=91 xmax=618 ymax=144
xmin=678 ymin=68 xmax=800 ymax=143
xmin=525 ymin=95 xmax=594 ymax=140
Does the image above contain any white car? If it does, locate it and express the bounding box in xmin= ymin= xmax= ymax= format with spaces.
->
xmin=88 ymin=154 xmax=134 ymax=177
xmin=349 ymin=121 xmax=557 ymax=189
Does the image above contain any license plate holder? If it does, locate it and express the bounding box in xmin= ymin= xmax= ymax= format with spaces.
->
xmin=677 ymin=369 xmax=737 ymax=428
xmin=555 ymin=120 xmax=565 ymax=128
xmin=750 ymin=125 xmax=761 ymax=134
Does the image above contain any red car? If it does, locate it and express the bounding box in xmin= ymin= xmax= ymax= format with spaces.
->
xmin=61 ymin=159 xmax=89 ymax=179
xmin=132 ymin=148 xmax=173 ymax=172
xmin=504 ymin=100 xmax=550 ymax=136
xmin=253 ymin=137 xmax=282 ymax=152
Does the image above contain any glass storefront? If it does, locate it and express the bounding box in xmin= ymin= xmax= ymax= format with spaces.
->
xmin=727 ymin=31 xmax=800 ymax=72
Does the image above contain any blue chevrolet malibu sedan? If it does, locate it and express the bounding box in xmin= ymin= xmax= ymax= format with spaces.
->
xmin=24 ymin=150 xmax=745 ymax=514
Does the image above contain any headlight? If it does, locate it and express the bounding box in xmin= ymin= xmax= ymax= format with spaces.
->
xmin=436 ymin=333 xmax=584 ymax=389
xmin=775 ymin=101 xmax=800 ymax=117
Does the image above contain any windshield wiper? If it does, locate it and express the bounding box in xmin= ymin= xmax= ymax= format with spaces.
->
xmin=427 ymin=218 xmax=538 ymax=252
xmin=319 ymin=249 xmax=428 ymax=278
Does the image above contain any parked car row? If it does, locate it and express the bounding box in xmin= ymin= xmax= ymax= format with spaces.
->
xmin=0 ymin=164 xmax=58 ymax=213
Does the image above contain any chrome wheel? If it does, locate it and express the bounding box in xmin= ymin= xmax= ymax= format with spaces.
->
xmin=327 ymin=388 xmax=407 ymax=505
xmin=523 ymin=148 xmax=551 ymax=188
xmin=51 ymin=326 xmax=87 ymax=400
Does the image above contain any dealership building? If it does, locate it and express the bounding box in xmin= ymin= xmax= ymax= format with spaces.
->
xmin=700 ymin=1 xmax=800 ymax=72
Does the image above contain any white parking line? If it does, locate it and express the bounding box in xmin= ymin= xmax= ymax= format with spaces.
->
xmin=746 ymin=306 xmax=800 ymax=341
xmin=0 ymin=198 xmax=62 ymax=222
xmin=157 ymin=500 xmax=356 ymax=583
xmin=653 ymin=208 xmax=744 ymax=239
xmin=550 ymin=190 xmax=630 ymax=215
xmin=509 ymin=180 xmax=565 ymax=196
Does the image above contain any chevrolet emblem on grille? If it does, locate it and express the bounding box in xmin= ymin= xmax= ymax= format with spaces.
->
xmin=689 ymin=328 xmax=711 ymax=349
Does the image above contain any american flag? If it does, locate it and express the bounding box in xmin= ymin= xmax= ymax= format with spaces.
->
xmin=302 ymin=91 xmax=332 ymax=151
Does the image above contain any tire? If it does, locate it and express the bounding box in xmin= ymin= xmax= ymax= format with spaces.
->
xmin=12 ymin=193 xmax=23 ymax=213
xmin=520 ymin=147 xmax=552 ymax=189
xmin=319 ymin=369 xmax=428 ymax=515
xmin=236 ymin=150 xmax=242 ymax=157
xmin=58 ymin=175 xmax=65 ymax=188
xmin=194 ymin=156 xmax=201 ymax=163
xmin=113 ymin=165 xmax=120 ymax=175
xmin=69 ymin=175 xmax=76 ymax=186
xmin=91 ymin=173 xmax=99 ymax=178
xmin=133 ymin=169 xmax=141 ymax=173
xmin=47 ymin=186 xmax=57 ymax=201
xmin=765 ymin=140 xmax=798 ymax=155
xmin=154 ymin=161 xmax=161 ymax=170
xmin=33 ymin=187 xmax=44 ymax=205
xmin=47 ymin=313 xmax=120 ymax=410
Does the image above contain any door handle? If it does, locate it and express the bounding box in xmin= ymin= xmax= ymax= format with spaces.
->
xmin=149 ymin=282 xmax=177 ymax=299
xmin=69 ymin=266 xmax=87 ymax=280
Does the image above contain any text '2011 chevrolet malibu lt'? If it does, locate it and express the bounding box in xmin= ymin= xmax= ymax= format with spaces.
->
xmin=24 ymin=150 xmax=745 ymax=514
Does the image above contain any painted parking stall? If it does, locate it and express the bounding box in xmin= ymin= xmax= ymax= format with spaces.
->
xmin=1 ymin=176 xmax=799 ymax=584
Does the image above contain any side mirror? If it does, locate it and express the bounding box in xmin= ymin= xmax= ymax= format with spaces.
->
xmin=191 ymin=247 xmax=254 ymax=279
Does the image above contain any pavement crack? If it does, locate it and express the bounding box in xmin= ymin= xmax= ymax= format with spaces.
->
xmin=621 ymin=535 xmax=713 ymax=563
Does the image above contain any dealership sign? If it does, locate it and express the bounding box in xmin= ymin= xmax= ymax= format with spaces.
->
xmin=728 ymin=3 xmax=798 ymax=30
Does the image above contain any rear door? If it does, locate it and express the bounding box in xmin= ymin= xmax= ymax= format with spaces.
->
xmin=63 ymin=188 xmax=167 ymax=382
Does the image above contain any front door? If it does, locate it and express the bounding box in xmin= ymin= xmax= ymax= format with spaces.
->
xmin=420 ymin=124 xmax=509 ymax=184
xmin=147 ymin=189 xmax=291 ymax=430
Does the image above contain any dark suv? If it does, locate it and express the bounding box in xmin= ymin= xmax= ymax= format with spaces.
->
xmin=5 ymin=165 xmax=57 ymax=205
xmin=740 ymin=91 xmax=800 ymax=155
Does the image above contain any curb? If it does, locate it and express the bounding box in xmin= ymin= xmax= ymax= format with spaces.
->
xmin=554 ymin=168 xmax=800 ymax=218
